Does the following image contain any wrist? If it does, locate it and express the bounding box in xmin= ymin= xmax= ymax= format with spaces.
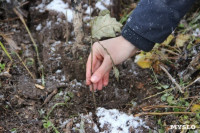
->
xmin=119 ymin=36 xmax=138 ymax=57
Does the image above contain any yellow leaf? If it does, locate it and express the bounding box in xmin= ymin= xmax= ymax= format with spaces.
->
xmin=191 ymin=104 xmax=200 ymax=112
xmin=35 ymin=84 xmax=45 ymax=90
xmin=176 ymin=34 xmax=190 ymax=47
xmin=134 ymin=53 xmax=153 ymax=69
xmin=162 ymin=35 xmax=174 ymax=46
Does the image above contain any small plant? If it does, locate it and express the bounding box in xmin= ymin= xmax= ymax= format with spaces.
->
xmin=42 ymin=117 xmax=60 ymax=133
xmin=42 ymin=91 xmax=74 ymax=133
xmin=0 ymin=63 xmax=5 ymax=72
xmin=10 ymin=128 xmax=17 ymax=133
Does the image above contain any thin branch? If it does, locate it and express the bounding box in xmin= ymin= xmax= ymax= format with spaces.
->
xmin=89 ymin=0 xmax=97 ymax=109
xmin=142 ymin=105 xmax=187 ymax=111
xmin=142 ymin=88 xmax=173 ymax=101
xmin=160 ymin=65 xmax=184 ymax=93
xmin=134 ymin=112 xmax=195 ymax=117
xmin=183 ymin=77 xmax=200 ymax=90
xmin=16 ymin=52 xmax=35 ymax=79
xmin=13 ymin=8 xmax=45 ymax=86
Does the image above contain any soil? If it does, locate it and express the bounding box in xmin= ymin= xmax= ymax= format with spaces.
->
xmin=0 ymin=0 xmax=200 ymax=133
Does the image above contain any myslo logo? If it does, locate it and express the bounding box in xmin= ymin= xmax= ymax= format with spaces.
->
xmin=170 ymin=125 xmax=196 ymax=130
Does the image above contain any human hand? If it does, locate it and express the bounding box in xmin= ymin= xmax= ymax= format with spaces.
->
xmin=86 ymin=36 xmax=138 ymax=91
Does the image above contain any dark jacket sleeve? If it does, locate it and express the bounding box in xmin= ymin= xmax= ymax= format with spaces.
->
xmin=121 ymin=0 xmax=196 ymax=52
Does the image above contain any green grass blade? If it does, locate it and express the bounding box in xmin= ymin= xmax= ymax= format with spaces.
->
xmin=0 ymin=41 xmax=13 ymax=61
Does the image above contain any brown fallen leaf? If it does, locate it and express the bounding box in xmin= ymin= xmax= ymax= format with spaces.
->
xmin=1 ymin=34 xmax=21 ymax=51
xmin=35 ymin=84 xmax=45 ymax=90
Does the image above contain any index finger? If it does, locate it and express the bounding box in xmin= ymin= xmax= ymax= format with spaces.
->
xmin=86 ymin=54 xmax=97 ymax=85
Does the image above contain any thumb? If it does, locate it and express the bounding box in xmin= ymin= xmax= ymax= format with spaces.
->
xmin=90 ymin=57 xmax=112 ymax=83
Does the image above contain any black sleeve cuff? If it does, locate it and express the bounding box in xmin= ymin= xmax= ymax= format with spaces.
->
xmin=121 ymin=24 xmax=155 ymax=52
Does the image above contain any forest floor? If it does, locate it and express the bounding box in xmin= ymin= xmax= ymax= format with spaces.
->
xmin=0 ymin=0 xmax=200 ymax=133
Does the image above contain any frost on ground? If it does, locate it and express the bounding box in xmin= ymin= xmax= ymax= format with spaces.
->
xmin=36 ymin=0 xmax=73 ymax=22
xmin=95 ymin=0 xmax=112 ymax=10
xmin=193 ymin=28 xmax=200 ymax=37
xmin=71 ymin=107 xmax=148 ymax=133
xmin=96 ymin=108 xmax=149 ymax=133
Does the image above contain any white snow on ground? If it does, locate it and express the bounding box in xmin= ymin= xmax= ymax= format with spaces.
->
xmin=85 ymin=6 xmax=93 ymax=15
xmin=96 ymin=107 xmax=149 ymax=133
xmin=193 ymin=28 xmax=200 ymax=37
xmin=95 ymin=1 xmax=107 ymax=10
xmin=35 ymin=0 xmax=73 ymax=22
xmin=46 ymin=0 xmax=73 ymax=22
xmin=95 ymin=0 xmax=112 ymax=10
xmin=36 ymin=24 xmax=42 ymax=31
xmin=35 ymin=2 xmax=45 ymax=13
xmin=46 ymin=0 xmax=69 ymax=14
xmin=6 ymin=0 xmax=11 ymax=3
xmin=102 ymin=0 xmax=112 ymax=5
xmin=66 ymin=9 xmax=73 ymax=22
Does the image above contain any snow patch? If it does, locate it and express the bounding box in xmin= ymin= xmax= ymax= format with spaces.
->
xmin=6 ymin=0 xmax=11 ymax=3
xmin=95 ymin=0 xmax=112 ymax=10
xmin=85 ymin=6 xmax=93 ymax=14
xmin=193 ymin=28 xmax=200 ymax=37
xmin=46 ymin=0 xmax=69 ymax=14
xmin=66 ymin=9 xmax=73 ymax=22
xmin=95 ymin=1 xmax=107 ymax=10
xmin=36 ymin=24 xmax=42 ymax=31
xmin=96 ymin=107 xmax=148 ymax=133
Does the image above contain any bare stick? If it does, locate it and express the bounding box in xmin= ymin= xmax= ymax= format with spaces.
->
xmin=89 ymin=0 xmax=97 ymax=109
xmin=183 ymin=77 xmax=200 ymax=90
xmin=142 ymin=105 xmax=186 ymax=111
xmin=160 ymin=65 xmax=184 ymax=93
xmin=98 ymin=41 xmax=119 ymax=81
xmin=135 ymin=112 xmax=195 ymax=117
xmin=16 ymin=52 xmax=35 ymax=79
xmin=13 ymin=8 xmax=45 ymax=85
xmin=143 ymin=88 xmax=173 ymax=100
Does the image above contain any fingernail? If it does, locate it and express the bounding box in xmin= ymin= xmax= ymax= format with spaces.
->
xmin=91 ymin=76 xmax=99 ymax=83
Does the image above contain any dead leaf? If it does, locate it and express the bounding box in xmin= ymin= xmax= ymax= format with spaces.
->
xmin=162 ymin=35 xmax=174 ymax=46
xmin=1 ymin=34 xmax=21 ymax=51
xmin=99 ymin=9 xmax=110 ymax=16
xmin=191 ymin=104 xmax=200 ymax=112
xmin=113 ymin=66 xmax=119 ymax=81
xmin=176 ymin=34 xmax=190 ymax=47
xmin=91 ymin=14 xmax=122 ymax=39
xmin=35 ymin=84 xmax=45 ymax=90
xmin=134 ymin=53 xmax=153 ymax=69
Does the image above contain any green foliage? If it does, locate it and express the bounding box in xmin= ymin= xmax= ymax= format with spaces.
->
xmin=0 ymin=63 xmax=5 ymax=72
xmin=10 ymin=128 xmax=17 ymax=133
xmin=157 ymin=119 xmax=165 ymax=133
xmin=43 ymin=119 xmax=60 ymax=133
xmin=0 ymin=41 xmax=13 ymax=61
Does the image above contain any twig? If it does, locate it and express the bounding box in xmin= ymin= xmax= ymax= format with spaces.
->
xmin=98 ymin=41 xmax=115 ymax=66
xmin=142 ymin=105 xmax=187 ymax=111
xmin=13 ymin=8 xmax=45 ymax=86
xmin=134 ymin=112 xmax=195 ymax=117
xmin=160 ymin=65 xmax=184 ymax=93
xmin=90 ymin=37 xmax=97 ymax=109
xmin=47 ymin=103 xmax=66 ymax=118
xmin=0 ymin=41 xmax=13 ymax=62
xmin=42 ymin=88 xmax=58 ymax=106
xmin=98 ymin=41 xmax=119 ymax=81
xmin=183 ymin=77 xmax=200 ymax=90
xmin=142 ymin=88 xmax=173 ymax=100
xmin=16 ymin=52 xmax=35 ymax=79
xmin=89 ymin=0 xmax=97 ymax=109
